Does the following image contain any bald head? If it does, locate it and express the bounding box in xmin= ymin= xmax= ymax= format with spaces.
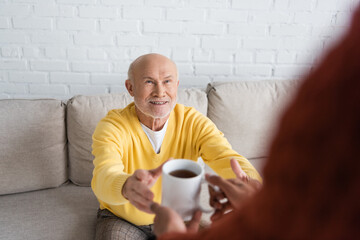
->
xmin=127 ymin=53 xmax=178 ymax=83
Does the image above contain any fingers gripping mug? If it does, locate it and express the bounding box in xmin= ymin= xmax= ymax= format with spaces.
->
xmin=161 ymin=159 xmax=213 ymax=221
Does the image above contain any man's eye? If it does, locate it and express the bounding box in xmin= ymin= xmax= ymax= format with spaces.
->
xmin=164 ymin=80 xmax=171 ymax=83
xmin=145 ymin=80 xmax=153 ymax=84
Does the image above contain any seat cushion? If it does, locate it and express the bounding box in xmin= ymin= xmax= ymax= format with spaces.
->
xmin=67 ymin=89 xmax=207 ymax=186
xmin=0 ymin=99 xmax=67 ymax=195
xmin=207 ymin=80 xmax=299 ymax=160
xmin=0 ymin=183 xmax=99 ymax=240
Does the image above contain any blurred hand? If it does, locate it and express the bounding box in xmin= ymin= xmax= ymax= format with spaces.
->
xmin=122 ymin=163 xmax=165 ymax=213
xmin=207 ymin=158 xmax=261 ymax=221
xmin=151 ymin=202 xmax=202 ymax=236
xmin=230 ymin=157 xmax=250 ymax=182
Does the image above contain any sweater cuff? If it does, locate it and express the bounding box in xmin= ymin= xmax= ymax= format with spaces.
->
xmin=248 ymin=172 xmax=263 ymax=183
xmin=113 ymin=173 xmax=132 ymax=203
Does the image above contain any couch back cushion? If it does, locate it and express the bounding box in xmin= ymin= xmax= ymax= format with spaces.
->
xmin=67 ymin=88 xmax=207 ymax=186
xmin=0 ymin=99 xmax=67 ymax=195
xmin=207 ymin=80 xmax=299 ymax=161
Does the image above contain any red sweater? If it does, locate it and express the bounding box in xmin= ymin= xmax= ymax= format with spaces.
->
xmin=160 ymin=4 xmax=360 ymax=240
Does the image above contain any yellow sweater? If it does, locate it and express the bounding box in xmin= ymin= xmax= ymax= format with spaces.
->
xmin=91 ymin=103 xmax=262 ymax=226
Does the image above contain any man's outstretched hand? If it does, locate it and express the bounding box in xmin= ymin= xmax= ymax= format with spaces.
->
xmin=207 ymin=158 xmax=262 ymax=221
xmin=122 ymin=163 xmax=164 ymax=213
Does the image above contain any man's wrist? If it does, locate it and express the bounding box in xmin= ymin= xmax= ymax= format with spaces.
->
xmin=121 ymin=179 xmax=129 ymax=200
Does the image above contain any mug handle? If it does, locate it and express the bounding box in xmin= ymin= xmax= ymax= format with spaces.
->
xmin=198 ymin=177 xmax=221 ymax=213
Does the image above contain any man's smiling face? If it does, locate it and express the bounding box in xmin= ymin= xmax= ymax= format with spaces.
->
xmin=126 ymin=54 xmax=179 ymax=122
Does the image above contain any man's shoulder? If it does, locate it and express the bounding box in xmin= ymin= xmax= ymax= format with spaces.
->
xmin=99 ymin=103 xmax=136 ymax=128
xmin=174 ymin=103 xmax=207 ymax=120
xmin=95 ymin=103 xmax=136 ymax=135
xmin=175 ymin=103 xmax=200 ymax=113
xmin=106 ymin=102 xmax=134 ymax=119
xmin=171 ymin=104 xmax=215 ymax=132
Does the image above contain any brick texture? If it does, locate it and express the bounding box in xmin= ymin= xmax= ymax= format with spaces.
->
xmin=0 ymin=0 xmax=357 ymax=99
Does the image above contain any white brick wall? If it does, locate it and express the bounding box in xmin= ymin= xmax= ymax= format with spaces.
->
xmin=0 ymin=0 xmax=358 ymax=99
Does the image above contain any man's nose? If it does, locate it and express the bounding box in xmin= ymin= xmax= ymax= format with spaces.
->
xmin=154 ymin=84 xmax=165 ymax=97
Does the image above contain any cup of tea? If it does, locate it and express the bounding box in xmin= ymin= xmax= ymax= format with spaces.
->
xmin=161 ymin=159 xmax=213 ymax=221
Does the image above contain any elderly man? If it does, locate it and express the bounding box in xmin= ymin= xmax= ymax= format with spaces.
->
xmin=91 ymin=53 xmax=261 ymax=240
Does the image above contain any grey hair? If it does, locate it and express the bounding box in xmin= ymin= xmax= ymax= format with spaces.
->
xmin=127 ymin=62 xmax=134 ymax=82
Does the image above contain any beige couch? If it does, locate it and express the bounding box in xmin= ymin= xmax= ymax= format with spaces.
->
xmin=0 ymin=80 xmax=298 ymax=240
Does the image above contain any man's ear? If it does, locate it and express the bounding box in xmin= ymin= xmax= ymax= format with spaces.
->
xmin=125 ymin=79 xmax=134 ymax=96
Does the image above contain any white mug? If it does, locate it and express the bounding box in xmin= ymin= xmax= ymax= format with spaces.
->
xmin=161 ymin=159 xmax=214 ymax=221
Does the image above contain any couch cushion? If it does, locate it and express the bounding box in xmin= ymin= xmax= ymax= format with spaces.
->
xmin=207 ymin=80 xmax=299 ymax=160
xmin=0 ymin=99 xmax=67 ymax=195
xmin=67 ymin=88 xmax=207 ymax=186
xmin=0 ymin=183 xmax=98 ymax=240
